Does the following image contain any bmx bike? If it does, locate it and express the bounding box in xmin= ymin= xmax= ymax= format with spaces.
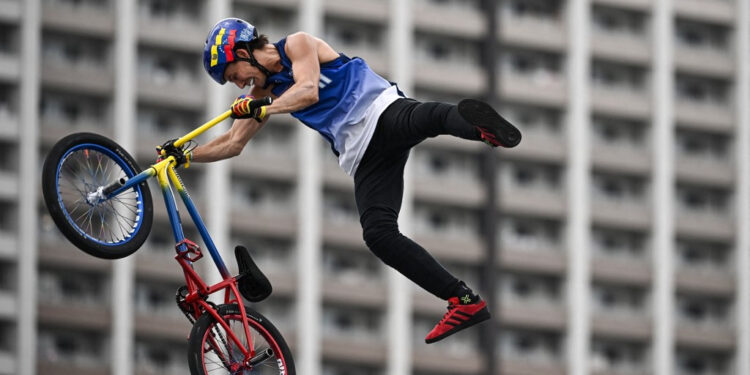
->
xmin=41 ymin=97 xmax=295 ymax=375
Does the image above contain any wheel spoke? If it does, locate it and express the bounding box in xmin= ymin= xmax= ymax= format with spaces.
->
xmin=57 ymin=147 xmax=144 ymax=245
xmin=199 ymin=313 xmax=286 ymax=375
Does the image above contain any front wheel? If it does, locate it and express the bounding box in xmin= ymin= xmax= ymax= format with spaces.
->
xmin=41 ymin=132 xmax=153 ymax=259
xmin=188 ymin=304 xmax=295 ymax=375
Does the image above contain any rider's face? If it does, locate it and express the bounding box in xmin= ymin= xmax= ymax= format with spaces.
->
xmin=224 ymin=49 xmax=263 ymax=89
xmin=224 ymin=61 xmax=261 ymax=89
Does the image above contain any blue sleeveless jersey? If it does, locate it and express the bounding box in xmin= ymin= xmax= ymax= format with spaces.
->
xmin=268 ymin=38 xmax=400 ymax=163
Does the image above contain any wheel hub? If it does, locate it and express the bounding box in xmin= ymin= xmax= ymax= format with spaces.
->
xmin=85 ymin=185 xmax=106 ymax=206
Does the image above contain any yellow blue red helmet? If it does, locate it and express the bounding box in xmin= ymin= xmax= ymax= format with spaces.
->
xmin=203 ymin=18 xmax=258 ymax=84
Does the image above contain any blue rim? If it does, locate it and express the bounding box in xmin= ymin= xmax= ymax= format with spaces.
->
xmin=55 ymin=143 xmax=145 ymax=247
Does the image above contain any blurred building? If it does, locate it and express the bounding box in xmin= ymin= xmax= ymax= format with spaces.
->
xmin=1 ymin=0 xmax=749 ymax=374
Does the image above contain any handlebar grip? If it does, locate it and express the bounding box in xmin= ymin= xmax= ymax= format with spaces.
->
xmin=250 ymin=96 xmax=273 ymax=110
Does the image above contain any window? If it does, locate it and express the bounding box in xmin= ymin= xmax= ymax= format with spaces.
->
xmin=592 ymin=226 xmax=648 ymax=260
xmin=234 ymin=5 xmax=295 ymax=41
xmin=137 ymin=105 xmax=199 ymax=136
xmin=414 ymin=148 xmax=480 ymax=181
xmin=675 ymin=19 xmax=730 ymax=50
xmin=500 ymin=328 xmax=562 ymax=363
xmin=250 ymin=122 xmax=295 ymax=156
xmin=38 ymin=268 xmax=105 ymax=306
xmin=134 ymin=281 xmax=182 ymax=317
xmin=676 ymin=293 xmax=731 ymax=326
xmin=0 ymin=84 xmax=15 ymax=118
xmin=322 ymin=247 xmax=382 ymax=285
xmin=54 ymin=0 xmax=111 ymax=9
xmin=322 ymin=305 xmax=383 ymax=342
xmin=0 ymin=23 xmax=18 ymax=54
xmin=676 ymin=184 xmax=731 ymax=215
xmin=501 ymin=160 xmax=562 ymax=191
xmin=592 ymin=116 xmax=647 ymax=148
xmin=38 ymin=329 xmax=107 ymax=366
xmin=504 ymin=49 xmax=563 ymax=77
xmin=322 ymin=362 xmax=382 ymax=375
xmin=501 ymin=272 xmax=562 ymax=306
xmin=676 ymin=74 xmax=730 ymax=105
xmin=424 ymin=0 xmax=481 ymax=11
xmin=40 ymin=91 xmax=108 ymax=128
xmin=42 ymin=32 xmax=109 ymax=68
xmin=0 ymin=261 xmax=14 ymax=292
xmin=591 ymin=282 xmax=647 ymax=316
xmin=591 ymin=338 xmax=647 ymax=373
xmin=325 ymin=19 xmax=382 ymax=50
xmin=135 ymin=339 xmax=188 ymax=374
xmin=676 ymin=239 xmax=730 ymax=270
xmin=592 ymin=60 xmax=647 ymax=91
xmin=505 ymin=0 xmax=563 ymax=19
xmin=592 ymin=172 xmax=647 ymax=204
xmin=416 ymin=33 xmax=480 ymax=67
xmin=675 ymin=129 xmax=730 ymax=161
xmin=141 ymin=0 xmax=201 ymax=21
xmin=0 ymin=201 xmax=16 ymax=233
xmin=231 ymin=178 xmax=294 ymax=213
xmin=323 ymin=190 xmax=358 ymax=224
xmin=0 ymin=141 xmax=17 ymax=172
xmin=592 ymin=5 xmax=646 ymax=36
xmin=0 ymin=321 xmax=12 ymax=352
xmin=501 ymin=216 xmax=562 ymax=252
xmin=675 ymin=348 xmax=730 ymax=375
xmin=415 ymin=204 xmax=479 ymax=238
xmin=138 ymin=47 xmax=201 ymax=86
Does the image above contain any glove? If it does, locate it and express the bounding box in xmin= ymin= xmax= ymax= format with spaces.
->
xmin=230 ymin=95 xmax=267 ymax=121
xmin=156 ymin=139 xmax=192 ymax=168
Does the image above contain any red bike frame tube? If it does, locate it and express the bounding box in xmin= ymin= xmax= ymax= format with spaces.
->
xmin=176 ymin=251 xmax=256 ymax=361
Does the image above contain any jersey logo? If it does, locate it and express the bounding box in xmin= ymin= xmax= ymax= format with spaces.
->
xmin=319 ymin=73 xmax=332 ymax=89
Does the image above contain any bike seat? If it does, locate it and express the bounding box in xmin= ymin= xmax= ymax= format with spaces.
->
xmin=235 ymin=245 xmax=273 ymax=302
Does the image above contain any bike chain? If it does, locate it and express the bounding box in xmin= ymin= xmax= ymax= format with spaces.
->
xmin=175 ymin=286 xmax=196 ymax=324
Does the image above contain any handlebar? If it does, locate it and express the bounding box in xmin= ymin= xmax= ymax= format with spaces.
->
xmin=250 ymin=96 xmax=273 ymax=108
xmin=173 ymin=96 xmax=273 ymax=148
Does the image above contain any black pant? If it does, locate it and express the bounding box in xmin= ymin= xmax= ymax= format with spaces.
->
xmin=354 ymin=98 xmax=480 ymax=300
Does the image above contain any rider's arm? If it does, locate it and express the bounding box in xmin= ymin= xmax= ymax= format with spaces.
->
xmin=190 ymin=86 xmax=273 ymax=163
xmin=263 ymin=32 xmax=321 ymax=116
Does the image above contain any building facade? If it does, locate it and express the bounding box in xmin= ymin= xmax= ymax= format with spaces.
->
xmin=0 ymin=0 xmax=748 ymax=374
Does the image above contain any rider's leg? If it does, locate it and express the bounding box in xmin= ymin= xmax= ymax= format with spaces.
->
xmin=354 ymin=144 xmax=461 ymax=299
xmin=376 ymin=99 xmax=478 ymax=149
xmin=354 ymin=98 xmax=495 ymax=343
xmin=377 ymin=98 xmax=520 ymax=150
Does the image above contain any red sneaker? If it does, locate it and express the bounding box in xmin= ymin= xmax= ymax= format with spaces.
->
xmin=425 ymin=297 xmax=491 ymax=344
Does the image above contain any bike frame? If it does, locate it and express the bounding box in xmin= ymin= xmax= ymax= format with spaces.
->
xmin=107 ymin=109 xmax=258 ymax=363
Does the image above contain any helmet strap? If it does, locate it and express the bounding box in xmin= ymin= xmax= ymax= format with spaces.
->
xmin=236 ymin=47 xmax=274 ymax=87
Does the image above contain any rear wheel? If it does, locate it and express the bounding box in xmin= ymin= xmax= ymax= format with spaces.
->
xmin=188 ymin=304 xmax=295 ymax=375
xmin=41 ymin=132 xmax=153 ymax=259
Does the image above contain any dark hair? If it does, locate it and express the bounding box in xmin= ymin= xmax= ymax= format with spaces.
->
xmin=240 ymin=34 xmax=269 ymax=52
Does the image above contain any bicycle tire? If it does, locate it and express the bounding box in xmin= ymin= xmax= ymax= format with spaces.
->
xmin=188 ymin=304 xmax=295 ymax=375
xmin=41 ymin=132 xmax=153 ymax=259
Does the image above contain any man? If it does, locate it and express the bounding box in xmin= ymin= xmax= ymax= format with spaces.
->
xmin=164 ymin=18 xmax=521 ymax=344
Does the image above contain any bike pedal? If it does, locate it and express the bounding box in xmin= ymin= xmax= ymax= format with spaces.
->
xmin=235 ymin=245 xmax=272 ymax=302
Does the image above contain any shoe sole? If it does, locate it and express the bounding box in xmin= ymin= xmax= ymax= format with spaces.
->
xmin=425 ymin=307 xmax=492 ymax=344
xmin=458 ymin=99 xmax=522 ymax=148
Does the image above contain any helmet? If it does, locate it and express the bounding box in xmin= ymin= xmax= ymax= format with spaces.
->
xmin=203 ymin=18 xmax=259 ymax=84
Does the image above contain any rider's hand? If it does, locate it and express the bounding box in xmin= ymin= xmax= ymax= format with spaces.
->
xmin=156 ymin=139 xmax=192 ymax=168
xmin=230 ymin=95 xmax=267 ymax=122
